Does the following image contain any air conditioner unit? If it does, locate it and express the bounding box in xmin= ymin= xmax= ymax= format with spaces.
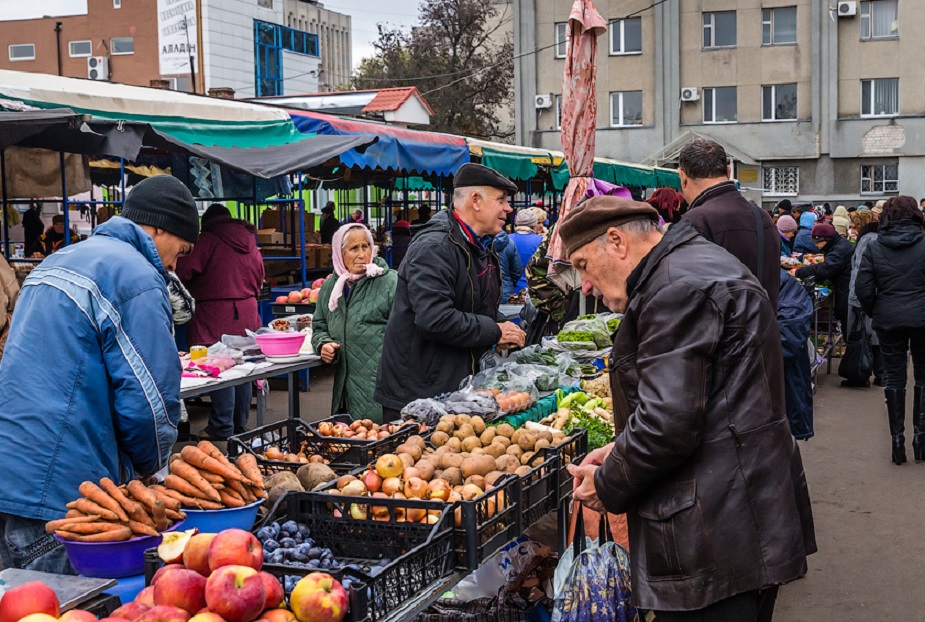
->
xmin=87 ymin=56 xmax=109 ymax=81
xmin=680 ymin=87 xmax=699 ymax=102
xmin=837 ymin=1 xmax=857 ymax=17
xmin=534 ymin=94 xmax=553 ymax=109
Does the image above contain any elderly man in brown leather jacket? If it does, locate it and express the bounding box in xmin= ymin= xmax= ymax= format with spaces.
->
xmin=561 ymin=196 xmax=816 ymax=621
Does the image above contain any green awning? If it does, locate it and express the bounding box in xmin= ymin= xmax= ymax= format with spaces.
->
xmin=551 ymin=161 xmax=571 ymax=191
xmin=394 ymin=176 xmax=435 ymax=191
xmin=655 ymin=168 xmax=682 ymax=189
xmin=593 ymin=160 xmax=657 ymax=188
xmin=479 ymin=147 xmax=539 ymax=182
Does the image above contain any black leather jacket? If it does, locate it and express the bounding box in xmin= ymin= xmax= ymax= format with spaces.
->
xmin=594 ymin=221 xmax=816 ymax=611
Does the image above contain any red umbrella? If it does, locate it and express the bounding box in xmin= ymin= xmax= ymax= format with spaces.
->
xmin=547 ymin=0 xmax=607 ymax=273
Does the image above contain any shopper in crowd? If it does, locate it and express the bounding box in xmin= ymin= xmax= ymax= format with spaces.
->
xmin=793 ymin=211 xmax=819 ymax=255
xmin=0 ymin=175 xmax=199 ymax=572
xmin=530 ymin=206 xmax=548 ymax=234
xmin=319 ymin=202 xmax=339 ymax=245
xmin=776 ymin=198 xmax=794 ymax=218
xmin=920 ymin=198 xmax=925 ymax=211
xmin=343 ymin=208 xmax=365 ymax=226
xmin=177 ymin=203 xmax=265 ymax=440
xmin=0 ymin=255 xmax=19 ymax=362
xmin=390 ymin=220 xmax=412 ymax=269
xmin=833 ymin=205 xmax=851 ymax=238
xmin=646 ymin=187 xmax=685 ymax=226
xmin=22 ymin=202 xmax=43 ymax=254
xmin=313 ymin=224 xmax=397 ymax=423
xmin=493 ymin=228 xmax=522 ymax=302
xmin=795 ymin=222 xmax=855 ymax=336
xmin=561 ymin=196 xmax=815 ymax=621
xmin=847 ymin=207 xmax=884 ymax=387
xmin=679 ymin=138 xmax=780 ymax=308
xmin=777 ymin=214 xmax=798 ymax=256
xmin=856 ymin=196 xmax=925 ymax=465
xmin=375 ymin=163 xmax=526 ymax=418
xmin=27 ymin=214 xmax=79 ymax=258
xmin=511 ymin=209 xmax=543 ymax=292
xmin=412 ymin=204 xmax=431 ymax=226
xmin=778 ymin=269 xmax=815 ymax=440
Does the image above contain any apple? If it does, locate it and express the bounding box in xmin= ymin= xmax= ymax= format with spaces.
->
xmin=158 ymin=529 xmax=198 ymax=564
xmin=275 ymin=296 xmax=288 ymax=304
xmin=289 ymin=573 xmax=347 ymax=622
xmin=110 ymin=603 xmax=151 ymax=622
xmin=59 ymin=610 xmax=98 ymax=622
xmin=257 ymin=574 xmax=284 ymax=612
xmin=287 ymin=292 xmax=302 ymax=304
xmin=204 ymin=566 xmax=267 ymax=622
xmin=258 ymin=611 xmax=296 ymax=622
xmin=98 ymin=618 xmax=132 ymax=622
xmin=154 ymin=568 xmax=207 ymax=614
xmin=135 ymin=606 xmax=190 ymax=622
xmin=300 ymin=288 xmax=312 ymax=299
xmin=0 ymin=581 xmax=60 ymax=622
xmin=183 ymin=533 xmax=217 ymax=576
xmin=311 ymin=278 xmax=324 ymax=289
xmin=16 ymin=616 xmax=58 ymax=622
xmin=151 ymin=565 xmax=184 ymax=586
xmin=187 ymin=614 xmax=227 ymax=622
xmin=135 ymin=588 xmax=156 ymax=608
xmin=208 ymin=529 xmax=263 ymax=572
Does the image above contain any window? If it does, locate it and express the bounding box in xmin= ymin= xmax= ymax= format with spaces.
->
xmin=113 ymin=0 xmax=121 ymax=7
xmin=610 ymin=91 xmax=643 ymax=126
xmin=861 ymin=0 xmax=898 ymax=39
xmin=8 ymin=44 xmax=35 ymax=61
xmin=861 ymin=164 xmax=898 ymax=194
xmin=68 ymin=40 xmax=92 ymax=57
xmin=703 ymin=11 xmax=736 ymax=48
xmin=610 ymin=17 xmax=641 ymax=55
xmin=861 ymin=78 xmax=898 ymax=116
xmin=703 ymin=87 xmax=737 ymax=123
xmin=254 ymin=20 xmax=320 ymax=96
xmin=763 ymin=167 xmax=799 ymax=196
xmin=554 ymin=22 xmax=567 ymax=58
xmin=555 ymin=95 xmax=562 ymax=130
xmin=762 ymin=83 xmax=797 ymax=121
xmin=762 ymin=7 xmax=797 ymax=45
xmin=110 ymin=37 xmax=134 ymax=55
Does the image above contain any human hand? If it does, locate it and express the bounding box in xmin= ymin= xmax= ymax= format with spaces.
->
xmin=567 ymin=463 xmax=606 ymax=513
xmin=320 ymin=342 xmax=340 ymax=363
xmin=496 ymin=322 xmax=526 ymax=349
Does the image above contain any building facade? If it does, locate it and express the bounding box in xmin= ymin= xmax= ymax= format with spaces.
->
xmin=283 ymin=0 xmax=352 ymax=90
xmin=514 ymin=0 xmax=925 ymax=206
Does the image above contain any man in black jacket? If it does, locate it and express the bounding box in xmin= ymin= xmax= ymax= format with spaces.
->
xmin=795 ymin=222 xmax=854 ymax=333
xmin=375 ymin=164 xmax=525 ymax=417
xmin=319 ymin=202 xmax=339 ymax=245
xmin=561 ymin=196 xmax=815 ymax=620
xmin=679 ymin=138 xmax=780 ymax=309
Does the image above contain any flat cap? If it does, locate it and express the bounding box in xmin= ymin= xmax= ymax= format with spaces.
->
xmin=559 ymin=195 xmax=659 ymax=256
xmin=454 ymin=163 xmax=518 ymax=194
xmin=515 ymin=209 xmax=538 ymax=228
xmin=811 ymin=223 xmax=837 ymax=239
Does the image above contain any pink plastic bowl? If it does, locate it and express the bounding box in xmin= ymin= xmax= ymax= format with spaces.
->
xmin=255 ymin=332 xmax=307 ymax=356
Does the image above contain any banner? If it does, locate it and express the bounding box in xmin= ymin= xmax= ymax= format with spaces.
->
xmin=158 ymin=0 xmax=198 ymax=76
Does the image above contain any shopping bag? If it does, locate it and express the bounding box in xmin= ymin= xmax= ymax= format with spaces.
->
xmin=838 ymin=306 xmax=873 ymax=382
xmin=551 ymin=506 xmax=638 ymax=622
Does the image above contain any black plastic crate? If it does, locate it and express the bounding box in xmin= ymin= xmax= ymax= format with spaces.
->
xmin=261 ymin=491 xmax=456 ymax=622
xmin=226 ymin=418 xmax=356 ymax=476
xmin=552 ymin=428 xmax=588 ymax=505
xmin=518 ymin=452 xmax=560 ymax=531
xmin=305 ymin=414 xmax=419 ymax=468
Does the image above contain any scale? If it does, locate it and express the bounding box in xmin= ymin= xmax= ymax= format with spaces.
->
xmin=0 ymin=569 xmax=117 ymax=611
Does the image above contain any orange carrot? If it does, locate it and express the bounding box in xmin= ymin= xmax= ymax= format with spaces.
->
xmin=66 ymin=498 xmax=120 ymax=522
xmin=128 ymin=520 xmax=159 ymax=537
xmin=130 ymin=504 xmax=156 ymax=528
xmin=165 ymin=474 xmax=221 ymax=503
xmin=165 ymin=508 xmax=186 ymax=521
xmin=56 ymin=526 xmax=132 ymax=542
xmin=79 ymin=481 xmax=129 ymax=523
xmin=45 ymin=515 xmax=103 ymax=533
xmin=226 ymin=479 xmax=254 ymax=503
xmin=198 ymin=441 xmax=237 ymax=469
xmin=219 ymin=489 xmax=246 ymax=508
xmin=182 ymin=445 xmax=248 ymax=483
xmin=126 ymin=480 xmax=160 ymax=511
xmin=169 ymin=459 xmax=221 ymax=501
xmin=151 ymin=501 xmax=170 ymax=532
xmin=162 ymin=487 xmax=222 ymax=510
xmin=235 ymin=454 xmax=265 ymax=490
xmin=100 ymin=477 xmax=141 ymax=517
xmin=65 ymin=509 xmax=85 ymax=519
xmin=148 ymin=485 xmax=183 ymax=512
xmin=56 ymin=522 xmax=126 ymax=535
xmin=198 ymin=470 xmax=225 ymax=485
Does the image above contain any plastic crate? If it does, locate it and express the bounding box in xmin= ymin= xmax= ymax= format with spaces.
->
xmin=306 ymin=414 xmax=418 ymax=468
xmin=260 ymin=491 xmax=457 ymax=622
xmin=552 ymin=428 xmax=588 ymax=505
xmin=518 ymin=452 xmax=560 ymax=531
xmin=226 ymin=419 xmax=356 ymax=476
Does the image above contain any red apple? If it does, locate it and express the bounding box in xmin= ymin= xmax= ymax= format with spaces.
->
xmin=258 ymin=611 xmax=295 ymax=622
xmin=0 ymin=581 xmax=60 ymax=622
xmin=135 ymin=588 xmax=156 ymax=608
xmin=204 ymin=566 xmax=266 ymax=622
xmin=183 ymin=533 xmax=217 ymax=576
xmin=307 ymin=289 xmax=320 ymax=304
xmin=150 ymin=565 xmax=184 ymax=586
xmin=158 ymin=529 xmax=198 ymax=565
xmin=257 ymin=574 xmax=284 ymax=613
xmin=154 ymin=569 xmax=207 ymax=614
xmin=311 ymin=278 xmax=324 ymax=289
xmin=275 ymin=296 xmax=288 ymax=304
xmin=59 ymin=610 xmax=98 ymax=622
xmin=289 ymin=573 xmax=347 ymax=622
xmin=16 ymin=615 xmax=58 ymax=622
xmin=135 ymin=607 xmax=190 ymax=622
xmin=299 ymin=288 xmax=312 ymax=299
xmin=98 ymin=618 xmax=131 ymax=622
xmin=187 ymin=614 xmax=226 ymax=622
xmin=207 ymin=529 xmax=263 ymax=572
xmin=110 ymin=603 xmax=151 ymax=622
xmin=287 ymin=292 xmax=302 ymax=304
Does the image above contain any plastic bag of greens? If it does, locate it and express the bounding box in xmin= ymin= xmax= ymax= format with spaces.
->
xmin=513 ymin=345 xmax=561 ymax=367
xmin=558 ymin=316 xmax=612 ymax=349
xmin=508 ymin=364 xmax=577 ymax=392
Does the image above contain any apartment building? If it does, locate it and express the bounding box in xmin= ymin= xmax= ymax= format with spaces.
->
xmin=283 ymin=0 xmax=352 ymax=90
xmin=513 ymin=0 xmax=925 ymax=206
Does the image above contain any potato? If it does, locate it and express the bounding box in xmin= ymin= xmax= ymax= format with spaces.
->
xmin=514 ymin=465 xmax=532 ymax=476
xmin=465 ymin=474 xmax=486 ymax=489
xmin=453 ymin=414 xmax=472 ymax=427
xmin=536 ymin=430 xmax=553 ymax=443
xmin=415 ymin=461 xmax=435 ymax=481
xmin=455 ymin=423 xmax=476 ymax=440
xmin=496 ymin=423 xmax=515 ymax=438
xmin=471 ymin=447 xmax=485 ymax=455
xmin=534 ymin=439 xmax=551 ymax=451
xmin=439 ymin=452 xmax=465 ymax=470
xmin=506 ymin=444 xmax=523 ymax=458
xmin=479 ymin=428 xmax=496 ymax=446
xmin=407 ymin=435 xmax=427 ymax=449
xmin=269 ymin=479 xmax=302 ymax=506
xmin=493 ymin=435 xmax=512 ymax=449
xmin=461 ymin=437 xmax=482 ymax=453
xmin=552 ymin=432 xmax=566 ymax=444
xmin=510 ymin=429 xmax=523 ymax=447
xmin=484 ymin=471 xmax=506 ymax=487
xmin=495 ymin=454 xmax=520 ymax=474
xmin=446 ymin=437 xmax=462 ymax=453
xmin=442 ymin=467 xmax=463 ymax=487
xmin=461 ymin=455 xmax=496 ymax=478
xmin=520 ymin=451 xmax=536 ymax=466
xmin=433 ymin=469 xmax=444 ymax=481
xmin=396 ymin=443 xmax=422 ymax=461
xmin=265 ymin=470 xmax=300 ymax=490
xmin=470 ymin=416 xmax=486 ymax=435
xmin=436 ymin=420 xmax=455 ymax=435
xmin=518 ymin=433 xmax=536 ymax=452
xmin=483 ymin=442 xmax=506 ymax=459
xmin=297 ymin=463 xmax=337 ymax=491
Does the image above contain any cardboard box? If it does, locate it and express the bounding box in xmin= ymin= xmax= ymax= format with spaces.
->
xmin=261 ymin=207 xmax=316 ymax=234
xmin=305 ymin=232 xmax=321 ymax=244
xmin=257 ymin=229 xmax=285 ymax=245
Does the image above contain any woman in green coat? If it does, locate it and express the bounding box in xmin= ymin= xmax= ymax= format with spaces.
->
xmin=312 ymin=223 xmax=398 ymax=423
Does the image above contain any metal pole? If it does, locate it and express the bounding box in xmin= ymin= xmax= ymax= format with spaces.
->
xmin=119 ymin=157 xmax=125 ymax=214
xmin=298 ymin=175 xmax=306 ymax=288
xmin=60 ymin=151 xmax=70 ymax=248
xmin=54 ymin=22 xmax=63 ymax=76
xmin=0 ymin=149 xmax=8 ymax=259
xmin=184 ymin=15 xmax=196 ymax=94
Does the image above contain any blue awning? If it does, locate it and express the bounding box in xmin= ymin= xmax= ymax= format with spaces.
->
xmin=288 ymin=110 xmax=469 ymax=177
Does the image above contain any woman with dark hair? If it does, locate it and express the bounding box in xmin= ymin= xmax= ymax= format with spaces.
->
xmin=856 ymin=196 xmax=925 ymax=465
xmin=645 ymin=187 xmax=685 ymax=225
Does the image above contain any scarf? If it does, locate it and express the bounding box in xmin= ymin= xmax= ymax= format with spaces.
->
xmin=329 ymin=223 xmax=384 ymax=312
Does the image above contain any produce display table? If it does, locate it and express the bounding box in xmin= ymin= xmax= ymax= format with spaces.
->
xmin=180 ymin=356 xmax=323 ymax=425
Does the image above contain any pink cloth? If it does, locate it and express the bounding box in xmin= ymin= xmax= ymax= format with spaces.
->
xmin=328 ymin=223 xmax=384 ymax=312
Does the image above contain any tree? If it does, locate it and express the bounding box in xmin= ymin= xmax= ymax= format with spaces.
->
xmin=353 ymin=0 xmax=514 ymax=141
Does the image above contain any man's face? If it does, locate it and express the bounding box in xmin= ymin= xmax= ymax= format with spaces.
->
xmin=813 ymin=238 xmax=828 ymax=250
xmin=569 ymin=229 xmax=641 ymax=313
xmin=471 ymin=189 xmax=512 ymax=236
xmin=150 ymin=229 xmax=193 ymax=272
xmin=53 ymin=221 xmax=65 ymax=234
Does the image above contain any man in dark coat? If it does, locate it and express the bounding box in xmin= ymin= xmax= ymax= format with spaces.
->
xmin=22 ymin=202 xmax=44 ymax=254
xmin=375 ymin=164 xmax=526 ymax=417
xmin=319 ymin=202 xmax=339 ymax=245
xmin=562 ymin=196 xmax=815 ymax=620
xmin=795 ymin=222 xmax=854 ymax=333
xmin=679 ymin=138 xmax=781 ymax=309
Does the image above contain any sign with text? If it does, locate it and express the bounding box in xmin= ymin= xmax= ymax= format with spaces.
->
xmin=158 ymin=0 xmax=198 ymax=76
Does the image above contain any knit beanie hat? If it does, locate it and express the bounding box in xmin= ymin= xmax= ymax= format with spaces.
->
xmin=811 ymin=223 xmax=838 ymax=240
xmin=776 ymin=215 xmax=798 ymax=233
xmin=559 ymin=196 xmax=659 ymax=256
xmin=121 ymin=176 xmax=200 ymax=244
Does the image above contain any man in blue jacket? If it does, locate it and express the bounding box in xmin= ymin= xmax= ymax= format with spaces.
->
xmin=0 ymin=175 xmax=199 ymax=573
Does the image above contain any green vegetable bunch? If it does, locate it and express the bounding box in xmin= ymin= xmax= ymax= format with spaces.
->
xmin=557 ymin=330 xmax=596 ymax=343
xmin=564 ymin=411 xmax=613 ymax=451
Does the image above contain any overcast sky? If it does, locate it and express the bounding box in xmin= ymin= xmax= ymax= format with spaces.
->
xmin=318 ymin=0 xmax=422 ymax=68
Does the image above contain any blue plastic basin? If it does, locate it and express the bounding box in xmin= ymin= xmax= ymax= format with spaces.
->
xmin=55 ymin=521 xmax=184 ymax=579
xmin=179 ymin=500 xmax=264 ymax=533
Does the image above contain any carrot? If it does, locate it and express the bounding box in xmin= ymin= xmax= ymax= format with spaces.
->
xmin=128 ymin=520 xmax=159 ymax=537
xmin=165 ymin=508 xmax=186 ymax=521
xmin=169 ymin=459 xmax=222 ymax=501
xmin=219 ymin=489 xmax=246 ymax=508
xmin=126 ymin=480 xmax=160 ymax=511
xmin=198 ymin=441 xmax=237 ymax=469
xmin=161 ymin=484 xmax=223 ymax=510
xmin=65 ymin=509 xmax=85 ymax=519
xmin=198 ymin=470 xmax=225 ymax=485
xmin=227 ymin=479 xmax=254 ymax=503
xmin=152 ymin=501 xmax=170 ymax=532
xmin=56 ymin=526 xmax=132 ymax=542
xmin=129 ymin=504 xmax=156 ymax=528
xmin=182 ymin=446 xmax=248 ymax=483
xmin=148 ymin=486 xmax=183 ymax=512
xmin=45 ymin=515 xmax=103 ymax=533
xmin=57 ymin=522 xmax=127 ymax=535
xmin=165 ymin=474 xmax=220 ymax=503
xmin=79 ymin=481 xmax=129 ymax=523
xmin=235 ymin=454 xmax=265 ymax=490
xmin=66 ymin=498 xmax=120 ymax=522
xmin=100 ymin=478 xmax=141 ymax=517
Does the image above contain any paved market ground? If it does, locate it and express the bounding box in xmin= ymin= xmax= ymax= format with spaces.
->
xmin=185 ymin=366 xmax=925 ymax=619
